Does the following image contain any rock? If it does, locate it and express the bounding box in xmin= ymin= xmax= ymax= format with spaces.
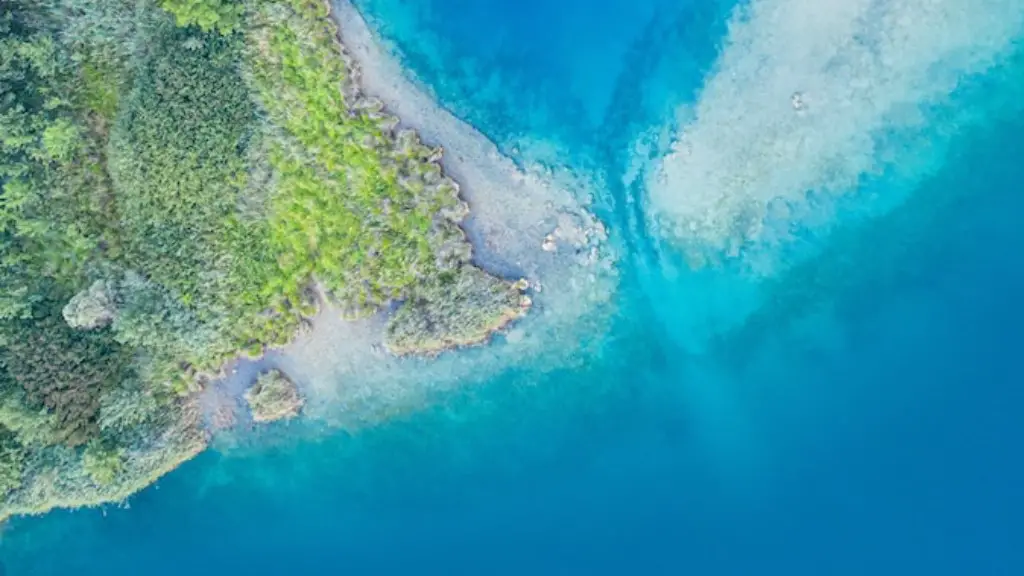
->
xmin=791 ymin=91 xmax=806 ymax=111
xmin=428 ymin=146 xmax=443 ymax=163
xmin=554 ymin=213 xmax=588 ymax=247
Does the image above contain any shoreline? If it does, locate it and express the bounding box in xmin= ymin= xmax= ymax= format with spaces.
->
xmin=2 ymin=0 xmax=617 ymax=524
xmin=331 ymin=0 xmax=608 ymax=282
xmin=205 ymin=1 xmax=617 ymax=430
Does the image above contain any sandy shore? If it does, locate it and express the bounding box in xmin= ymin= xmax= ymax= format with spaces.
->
xmin=204 ymin=0 xmax=619 ymax=433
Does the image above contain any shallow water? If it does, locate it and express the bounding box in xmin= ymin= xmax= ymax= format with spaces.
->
xmin=3 ymin=0 xmax=1024 ymax=574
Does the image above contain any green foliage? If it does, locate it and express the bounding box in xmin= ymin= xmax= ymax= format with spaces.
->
xmin=109 ymin=272 xmax=213 ymax=368
xmin=107 ymin=23 xmax=252 ymax=306
xmin=244 ymin=369 xmax=303 ymax=422
xmin=0 ymin=377 xmax=62 ymax=446
xmin=1 ymin=1 xmax=119 ymax=284
xmin=96 ymin=377 xmax=161 ymax=435
xmin=57 ymin=0 xmax=143 ymax=68
xmin=40 ymin=118 xmax=82 ymax=161
xmin=82 ymin=439 xmax=125 ymax=485
xmin=0 ymin=283 xmax=32 ymax=324
xmin=80 ymin=61 xmax=121 ymax=120
xmin=62 ymin=271 xmax=215 ymax=381
xmin=103 ymin=18 xmax=305 ymax=370
xmin=0 ymin=427 xmax=26 ymax=497
xmin=385 ymin=266 xmax=528 ymax=355
xmin=160 ymin=0 xmax=243 ymax=35
xmin=243 ymin=0 xmax=504 ymax=321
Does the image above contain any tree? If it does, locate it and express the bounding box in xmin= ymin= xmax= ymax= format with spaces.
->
xmin=244 ymin=369 xmax=303 ymax=422
xmin=0 ymin=427 xmax=25 ymax=497
xmin=2 ymin=290 xmax=132 ymax=447
xmin=159 ymin=0 xmax=243 ymax=35
xmin=63 ymin=279 xmax=117 ymax=329
xmin=82 ymin=439 xmax=125 ymax=485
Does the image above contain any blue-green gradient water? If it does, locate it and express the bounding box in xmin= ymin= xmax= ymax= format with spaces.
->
xmin=3 ymin=0 xmax=1024 ymax=573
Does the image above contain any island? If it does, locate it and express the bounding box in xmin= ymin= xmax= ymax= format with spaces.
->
xmin=0 ymin=0 xmax=531 ymax=520
xmin=244 ymin=369 xmax=304 ymax=423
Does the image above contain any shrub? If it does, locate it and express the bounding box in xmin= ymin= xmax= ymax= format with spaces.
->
xmin=385 ymin=265 xmax=527 ymax=355
xmin=159 ymin=0 xmax=243 ymax=35
xmin=96 ymin=376 xmax=162 ymax=435
xmin=107 ymin=21 xmax=253 ymax=307
xmin=0 ymin=378 xmax=62 ymax=446
xmin=2 ymin=292 xmax=133 ymax=447
xmin=244 ymin=369 xmax=303 ymax=423
xmin=0 ymin=427 xmax=26 ymax=497
xmin=82 ymin=439 xmax=125 ymax=485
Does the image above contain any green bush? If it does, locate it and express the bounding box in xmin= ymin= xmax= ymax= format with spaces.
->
xmin=0 ymin=427 xmax=26 ymax=497
xmin=107 ymin=22 xmax=253 ymax=306
xmin=2 ymin=292 xmax=133 ymax=447
xmin=244 ymin=369 xmax=303 ymax=422
xmin=385 ymin=266 xmax=527 ymax=355
xmin=82 ymin=439 xmax=125 ymax=485
xmin=160 ymin=0 xmax=243 ymax=35
xmin=0 ymin=378 xmax=62 ymax=447
xmin=243 ymin=0 xmax=460 ymax=308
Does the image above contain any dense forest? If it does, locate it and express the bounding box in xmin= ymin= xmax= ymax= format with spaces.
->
xmin=0 ymin=0 xmax=527 ymax=519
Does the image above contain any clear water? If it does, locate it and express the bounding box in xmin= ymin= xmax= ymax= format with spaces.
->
xmin=3 ymin=1 xmax=1024 ymax=574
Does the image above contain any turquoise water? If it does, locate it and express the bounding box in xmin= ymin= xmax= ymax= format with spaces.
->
xmin=3 ymin=0 xmax=1024 ymax=573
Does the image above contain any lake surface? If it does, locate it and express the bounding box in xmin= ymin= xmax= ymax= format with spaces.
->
xmin=3 ymin=0 xmax=1023 ymax=574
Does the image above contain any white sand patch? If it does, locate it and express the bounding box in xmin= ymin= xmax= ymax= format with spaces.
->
xmin=647 ymin=0 xmax=1024 ymax=267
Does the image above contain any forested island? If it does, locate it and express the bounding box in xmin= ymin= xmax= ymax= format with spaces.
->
xmin=0 ymin=0 xmax=530 ymax=520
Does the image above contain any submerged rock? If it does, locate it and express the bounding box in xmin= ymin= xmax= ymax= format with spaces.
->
xmin=791 ymin=91 xmax=806 ymax=111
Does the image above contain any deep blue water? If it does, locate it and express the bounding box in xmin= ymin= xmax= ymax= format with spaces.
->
xmin=3 ymin=1 xmax=1024 ymax=574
